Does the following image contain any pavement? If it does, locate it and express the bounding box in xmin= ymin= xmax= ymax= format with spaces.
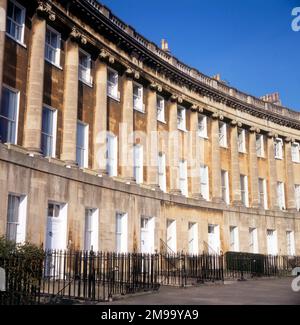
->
xmin=99 ymin=278 xmax=300 ymax=305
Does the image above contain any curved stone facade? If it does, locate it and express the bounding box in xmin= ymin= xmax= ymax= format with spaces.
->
xmin=0 ymin=0 xmax=299 ymax=255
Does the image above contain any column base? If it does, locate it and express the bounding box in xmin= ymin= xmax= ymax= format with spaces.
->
xmin=26 ymin=147 xmax=42 ymax=156
xmin=93 ymin=168 xmax=108 ymax=177
xmin=64 ymin=160 xmax=78 ymax=168
xmin=191 ymin=193 xmax=205 ymax=200
xmin=232 ymin=200 xmax=244 ymax=207
xmin=212 ymin=197 xmax=224 ymax=204
xmin=170 ymin=189 xmax=182 ymax=196
xmin=123 ymin=176 xmax=136 ymax=184
xmin=287 ymin=208 xmax=298 ymax=213
xmin=148 ymin=183 xmax=162 ymax=191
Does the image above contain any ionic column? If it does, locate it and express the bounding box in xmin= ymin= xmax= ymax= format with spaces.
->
xmin=249 ymin=127 xmax=260 ymax=207
xmin=230 ymin=120 xmax=242 ymax=204
xmin=23 ymin=15 xmax=46 ymax=152
xmin=119 ymin=68 xmax=135 ymax=180
xmin=92 ymin=59 xmax=107 ymax=174
xmin=211 ymin=113 xmax=222 ymax=202
xmin=0 ymin=0 xmax=7 ymax=109
xmin=285 ymin=137 xmax=296 ymax=210
xmin=190 ymin=106 xmax=202 ymax=198
xmin=145 ymin=83 xmax=160 ymax=187
xmin=267 ymin=132 xmax=279 ymax=210
xmin=168 ymin=96 xmax=181 ymax=194
xmin=61 ymin=38 xmax=79 ymax=165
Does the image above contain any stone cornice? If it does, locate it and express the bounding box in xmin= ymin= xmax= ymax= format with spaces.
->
xmin=47 ymin=0 xmax=300 ymax=130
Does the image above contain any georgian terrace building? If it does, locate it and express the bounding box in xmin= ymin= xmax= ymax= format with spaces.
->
xmin=0 ymin=0 xmax=299 ymax=255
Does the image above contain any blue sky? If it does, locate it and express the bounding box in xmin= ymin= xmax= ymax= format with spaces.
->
xmin=100 ymin=0 xmax=300 ymax=110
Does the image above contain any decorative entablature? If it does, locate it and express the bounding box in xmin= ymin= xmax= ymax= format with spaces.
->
xmin=40 ymin=0 xmax=300 ymax=131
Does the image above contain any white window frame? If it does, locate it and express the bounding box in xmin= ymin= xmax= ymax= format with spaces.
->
xmin=106 ymin=134 xmax=118 ymax=177
xmin=41 ymin=104 xmax=57 ymax=158
xmin=107 ymin=67 xmax=120 ymax=101
xmin=221 ymin=170 xmax=230 ymax=204
xmin=240 ymin=175 xmax=249 ymax=207
xmin=140 ymin=216 xmax=155 ymax=254
xmin=84 ymin=208 xmax=99 ymax=252
xmin=249 ymin=228 xmax=259 ymax=254
xmin=79 ymin=49 xmax=92 ymax=86
xmin=179 ymin=159 xmax=188 ymax=197
xmin=277 ymin=181 xmax=286 ymax=210
xmin=267 ymin=229 xmax=278 ymax=256
xmin=0 ymin=85 xmax=20 ymax=144
xmin=6 ymin=0 xmax=26 ymax=45
xmin=156 ymin=95 xmax=165 ymax=123
xmin=6 ymin=193 xmax=27 ymax=244
xmin=133 ymin=144 xmax=143 ymax=184
xmin=229 ymin=226 xmax=239 ymax=252
xmin=295 ymin=184 xmax=300 ymax=211
xmin=177 ymin=105 xmax=186 ymax=131
xmin=256 ymin=134 xmax=264 ymax=157
xmin=45 ymin=25 xmax=61 ymax=67
xmin=116 ymin=212 xmax=128 ymax=253
xmin=219 ymin=121 xmax=227 ymax=147
xmin=198 ymin=114 xmax=208 ymax=138
xmin=286 ymin=231 xmax=295 ymax=256
xmin=258 ymin=178 xmax=268 ymax=209
xmin=188 ymin=222 xmax=199 ymax=255
xmin=200 ymin=164 xmax=209 ymax=200
xmin=133 ymin=82 xmax=144 ymax=112
xmin=76 ymin=120 xmax=89 ymax=169
xmin=166 ymin=219 xmax=177 ymax=253
xmin=238 ymin=128 xmax=246 ymax=153
xmin=291 ymin=142 xmax=300 ymax=163
xmin=158 ymin=152 xmax=166 ymax=192
xmin=274 ymin=138 xmax=283 ymax=160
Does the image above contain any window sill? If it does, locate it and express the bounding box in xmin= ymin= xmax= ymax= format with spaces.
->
xmin=157 ymin=118 xmax=167 ymax=124
xmin=257 ymin=155 xmax=265 ymax=159
xmin=107 ymin=93 xmax=120 ymax=102
xmin=220 ymin=145 xmax=228 ymax=149
xmin=199 ymin=135 xmax=209 ymax=140
xmin=6 ymin=33 xmax=27 ymax=49
xmin=45 ymin=58 xmax=63 ymax=70
xmin=79 ymin=78 xmax=93 ymax=88
xmin=178 ymin=127 xmax=188 ymax=133
xmin=134 ymin=107 xmax=145 ymax=114
xmin=238 ymin=151 xmax=247 ymax=154
xmin=292 ymin=160 xmax=300 ymax=164
xmin=275 ymin=157 xmax=283 ymax=160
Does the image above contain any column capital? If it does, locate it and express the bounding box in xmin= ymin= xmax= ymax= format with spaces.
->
xmin=230 ymin=119 xmax=238 ymax=127
xmin=70 ymin=27 xmax=87 ymax=45
xmin=267 ymin=131 xmax=276 ymax=139
xmin=211 ymin=112 xmax=219 ymax=120
xmin=149 ymin=82 xmax=163 ymax=92
xmin=284 ymin=137 xmax=293 ymax=143
xmin=231 ymin=120 xmax=243 ymax=128
xmin=125 ymin=67 xmax=140 ymax=80
xmin=37 ymin=1 xmax=56 ymax=21
xmin=170 ymin=94 xmax=183 ymax=104
xmin=98 ymin=48 xmax=115 ymax=64
xmin=250 ymin=126 xmax=260 ymax=134
xmin=191 ymin=104 xmax=203 ymax=113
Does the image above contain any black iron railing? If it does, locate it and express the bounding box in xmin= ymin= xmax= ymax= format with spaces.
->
xmin=1 ymin=250 xmax=299 ymax=304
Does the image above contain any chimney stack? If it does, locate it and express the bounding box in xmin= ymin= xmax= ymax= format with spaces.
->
xmin=212 ymin=74 xmax=221 ymax=81
xmin=161 ymin=39 xmax=170 ymax=53
xmin=260 ymin=92 xmax=281 ymax=106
